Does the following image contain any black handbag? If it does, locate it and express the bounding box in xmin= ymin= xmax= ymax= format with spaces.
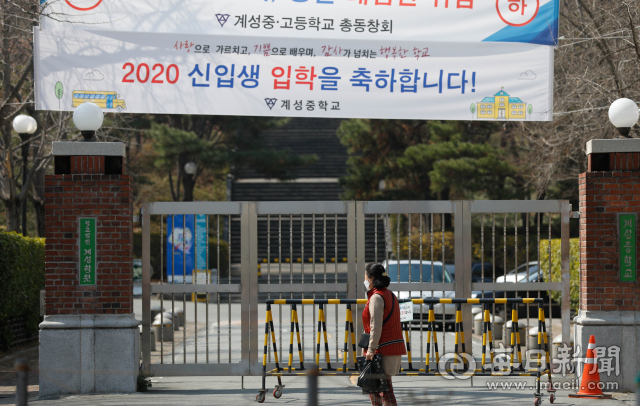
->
xmin=356 ymin=354 xmax=389 ymax=394
xmin=358 ymin=294 xmax=396 ymax=350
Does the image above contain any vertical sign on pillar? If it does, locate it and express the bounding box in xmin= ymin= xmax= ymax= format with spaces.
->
xmin=619 ymin=213 xmax=637 ymax=282
xmin=79 ymin=218 xmax=96 ymax=285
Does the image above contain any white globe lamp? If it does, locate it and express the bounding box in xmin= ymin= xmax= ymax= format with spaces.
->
xmin=184 ymin=162 xmax=197 ymax=175
xmin=608 ymin=98 xmax=639 ymax=138
xmin=12 ymin=115 xmax=37 ymax=135
xmin=73 ymin=102 xmax=104 ymax=141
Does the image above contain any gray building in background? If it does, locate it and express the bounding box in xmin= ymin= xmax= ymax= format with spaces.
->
xmin=226 ymin=117 xmax=386 ymax=265
xmin=229 ymin=118 xmax=347 ymax=202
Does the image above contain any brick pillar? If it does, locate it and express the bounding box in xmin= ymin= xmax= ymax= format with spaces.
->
xmin=39 ymin=142 xmax=138 ymax=396
xmin=576 ymin=139 xmax=640 ymax=392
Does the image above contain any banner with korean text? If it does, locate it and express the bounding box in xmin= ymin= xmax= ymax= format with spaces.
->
xmin=35 ymin=29 xmax=553 ymax=120
xmin=40 ymin=0 xmax=559 ymax=46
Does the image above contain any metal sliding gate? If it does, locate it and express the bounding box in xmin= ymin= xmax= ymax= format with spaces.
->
xmin=141 ymin=200 xmax=570 ymax=378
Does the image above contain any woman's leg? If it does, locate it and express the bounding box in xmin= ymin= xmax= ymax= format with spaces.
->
xmin=369 ymin=391 xmax=384 ymax=406
xmin=380 ymin=378 xmax=397 ymax=406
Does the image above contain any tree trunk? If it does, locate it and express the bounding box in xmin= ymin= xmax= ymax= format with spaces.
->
xmin=30 ymin=166 xmax=46 ymax=237
xmin=182 ymin=172 xmax=196 ymax=202
xmin=32 ymin=198 xmax=45 ymax=237
xmin=5 ymin=198 xmax=20 ymax=232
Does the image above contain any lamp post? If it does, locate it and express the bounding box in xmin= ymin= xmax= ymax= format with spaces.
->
xmin=13 ymin=115 xmax=37 ymax=236
xmin=184 ymin=162 xmax=197 ymax=178
xmin=608 ymin=98 xmax=639 ymax=138
xmin=73 ymin=102 xmax=104 ymax=141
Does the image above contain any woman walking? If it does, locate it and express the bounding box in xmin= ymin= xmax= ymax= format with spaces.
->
xmin=362 ymin=263 xmax=406 ymax=406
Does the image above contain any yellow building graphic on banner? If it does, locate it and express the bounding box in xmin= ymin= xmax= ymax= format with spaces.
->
xmin=476 ymin=88 xmax=527 ymax=120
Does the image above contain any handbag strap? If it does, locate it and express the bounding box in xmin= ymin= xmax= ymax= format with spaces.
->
xmin=382 ymin=293 xmax=395 ymax=326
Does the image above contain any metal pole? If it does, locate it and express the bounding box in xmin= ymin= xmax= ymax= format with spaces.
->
xmin=141 ymin=204 xmax=151 ymax=373
xmin=560 ymin=201 xmax=571 ymax=350
xmin=20 ymin=132 xmax=29 ymax=236
xmin=15 ymin=358 xmax=28 ymax=406
xmin=307 ymin=365 xmax=319 ymax=406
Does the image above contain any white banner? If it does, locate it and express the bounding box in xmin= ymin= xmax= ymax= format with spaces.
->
xmin=35 ymin=29 xmax=553 ymax=120
xmin=40 ymin=0 xmax=559 ymax=46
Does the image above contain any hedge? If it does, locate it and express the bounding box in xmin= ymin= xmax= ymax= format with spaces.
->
xmin=133 ymin=231 xmax=229 ymax=280
xmin=397 ymin=232 xmax=456 ymax=263
xmin=0 ymin=232 xmax=45 ymax=350
xmin=540 ymin=238 xmax=580 ymax=314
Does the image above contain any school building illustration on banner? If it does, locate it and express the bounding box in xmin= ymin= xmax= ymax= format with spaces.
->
xmin=476 ymin=87 xmax=530 ymax=120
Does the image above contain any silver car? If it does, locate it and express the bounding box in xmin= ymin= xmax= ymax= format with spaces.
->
xmin=383 ymin=260 xmax=457 ymax=329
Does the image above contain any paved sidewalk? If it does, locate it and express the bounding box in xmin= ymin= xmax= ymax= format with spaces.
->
xmin=1 ymin=375 xmax=636 ymax=406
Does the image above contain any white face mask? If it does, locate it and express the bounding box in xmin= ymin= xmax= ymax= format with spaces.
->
xmin=364 ymin=280 xmax=371 ymax=291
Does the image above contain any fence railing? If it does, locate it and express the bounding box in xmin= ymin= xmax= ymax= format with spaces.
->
xmin=140 ymin=200 xmax=570 ymax=382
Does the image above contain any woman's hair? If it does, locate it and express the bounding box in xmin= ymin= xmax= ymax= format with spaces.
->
xmin=365 ymin=263 xmax=391 ymax=289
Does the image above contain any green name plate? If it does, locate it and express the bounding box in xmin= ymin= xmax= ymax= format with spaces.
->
xmin=79 ymin=218 xmax=96 ymax=285
xmin=619 ymin=214 xmax=637 ymax=283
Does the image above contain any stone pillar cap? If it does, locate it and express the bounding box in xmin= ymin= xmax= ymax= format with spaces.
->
xmin=586 ymin=139 xmax=640 ymax=155
xmin=52 ymin=141 xmax=125 ymax=157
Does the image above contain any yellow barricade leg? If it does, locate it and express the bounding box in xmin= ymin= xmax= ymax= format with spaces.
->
xmin=320 ymin=304 xmax=332 ymax=369
xmin=540 ymin=309 xmax=550 ymax=367
xmin=289 ymin=306 xmax=295 ymax=372
xmin=430 ymin=306 xmax=440 ymax=364
xmin=293 ymin=304 xmax=304 ymax=370
xmin=510 ymin=304 xmax=516 ymax=371
xmin=348 ymin=305 xmax=357 ymax=369
xmin=316 ymin=305 xmax=322 ymax=366
xmin=512 ymin=303 xmax=523 ymax=368
xmin=454 ymin=305 xmax=461 ymax=370
xmin=261 ymin=305 xmax=271 ymax=392
xmin=482 ymin=305 xmax=487 ymax=369
xmin=459 ymin=304 xmax=467 ymax=368
xmin=343 ymin=306 xmax=350 ymax=372
xmin=404 ymin=323 xmax=414 ymax=370
xmin=269 ymin=306 xmax=280 ymax=369
xmin=426 ymin=307 xmax=432 ymax=373
xmin=485 ymin=308 xmax=495 ymax=367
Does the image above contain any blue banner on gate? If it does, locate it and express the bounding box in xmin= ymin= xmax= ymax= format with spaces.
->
xmin=166 ymin=215 xmax=195 ymax=283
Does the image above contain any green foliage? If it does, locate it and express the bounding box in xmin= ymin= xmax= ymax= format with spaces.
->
xmin=402 ymin=140 xmax=517 ymax=199
xmin=149 ymin=123 xmax=228 ymax=174
xmin=527 ymin=104 xmax=533 ymax=114
xmin=148 ymin=120 xmax=317 ymax=184
xmin=336 ymin=119 xmax=519 ymax=201
xmin=470 ymin=104 xmax=476 ymax=114
xmin=137 ymin=374 xmax=152 ymax=392
xmin=540 ymin=238 xmax=579 ymax=313
xmin=0 ymin=232 xmax=45 ymax=350
xmin=133 ymin=232 xmax=229 ymax=280
xmin=397 ymin=232 xmax=456 ymax=262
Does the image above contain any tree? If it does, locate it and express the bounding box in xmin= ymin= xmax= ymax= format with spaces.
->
xmin=516 ymin=0 xmax=640 ymax=199
xmin=337 ymin=119 xmax=521 ymax=201
xmin=0 ymin=0 xmax=62 ymax=233
xmin=148 ymin=117 xmax=317 ymax=201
